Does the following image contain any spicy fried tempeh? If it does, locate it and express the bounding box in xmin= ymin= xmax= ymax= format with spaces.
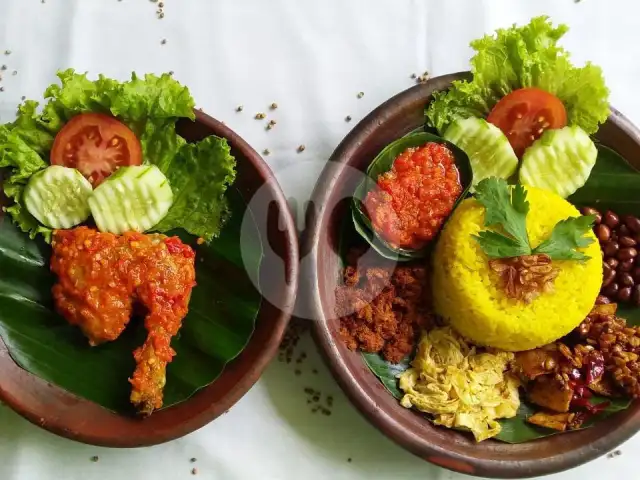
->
xmin=51 ymin=227 xmax=196 ymax=414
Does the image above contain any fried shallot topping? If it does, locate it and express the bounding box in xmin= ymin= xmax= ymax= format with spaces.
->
xmin=489 ymin=253 xmax=559 ymax=303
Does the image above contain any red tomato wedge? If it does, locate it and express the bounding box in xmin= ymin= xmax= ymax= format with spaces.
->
xmin=487 ymin=87 xmax=567 ymax=157
xmin=51 ymin=113 xmax=143 ymax=186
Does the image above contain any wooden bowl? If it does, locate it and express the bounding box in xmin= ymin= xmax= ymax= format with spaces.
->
xmin=0 ymin=110 xmax=299 ymax=447
xmin=303 ymin=72 xmax=640 ymax=478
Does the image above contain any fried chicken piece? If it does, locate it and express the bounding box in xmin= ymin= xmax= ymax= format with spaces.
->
xmin=51 ymin=227 xmax=196 ymax=415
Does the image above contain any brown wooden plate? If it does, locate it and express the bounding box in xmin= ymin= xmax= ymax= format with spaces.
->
xmin=0 ymin=110 xmax=299 ymax=448
xmin=302 ymin=72 xmax=640 ymax=478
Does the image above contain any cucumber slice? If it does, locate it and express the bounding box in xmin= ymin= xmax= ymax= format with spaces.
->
xmin=24 ymin=166 xmax=93 ymax=229
xmin=520 ymin=126 xmax=597 ymax=198
xmin=444 ymin=117 xmax=518 ymax=190
xmin=88 ymin=165 xmax=173 ymax=234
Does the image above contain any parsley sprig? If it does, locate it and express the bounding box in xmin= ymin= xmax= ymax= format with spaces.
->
xmin=473 ymin=178 xmax=595 ymax=261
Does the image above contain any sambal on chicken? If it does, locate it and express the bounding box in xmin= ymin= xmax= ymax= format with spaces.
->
xmin=50 ymin=226 xmax=196 ymax=415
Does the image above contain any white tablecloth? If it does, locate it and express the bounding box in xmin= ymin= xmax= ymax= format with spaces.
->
xmin=1 ymin=1 xmax=639 ymax=479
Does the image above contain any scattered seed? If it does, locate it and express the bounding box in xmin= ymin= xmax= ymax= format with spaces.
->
xmin=190 ymin=457 xmax=197 ymax=463
xmin=159 ymin=12 xmax=165 ymax=18
xmin=191 ymin=468 xmax=198 ymax=475
xmin=263 ymin=149 xmax=270 ymax=156
xmin=0 ymin=87 xmax=5 ymax=92
xmin=12 ymin=70 xmax=17 ymax=76
xmin=4 ymin=50 xmax=11 ymax=55
xmin=410 ymin=73 xmax=417 ymax=79
xmin=266 ymin=120 xmax=277 ymax=130
xmin=159 ymin=1 xmax=164 ymax=6
xmin=196 ymin=237 xmax=205 ymax=245
xmin=236 ymin=105 xmax=244 ymax=112
xmin=21 ymin=96 xmax=26 ymax=101
xmin=1 ymin=65 xmax=6 ymax=70
xmin=345 ymin=115 xmax=352 ymax=122
xmin=255 ymin=112 xmax=266 ymax=120
xmin=150 ymin=0 xmax=158 ymax=2
xmin=270 ymin=102 xmax=278 ymax=110
xmin=297 ymin=145 xmax=306 ymax=153
xmin=357 ymin=91 xmax=364 ymax=99
xmin=168 ymin=70 xmax=174 ymax=76
xmin=161 ymin=39 xmax=167 ymax=45
xmin=91 ymin=456 xmax=99 ymax=463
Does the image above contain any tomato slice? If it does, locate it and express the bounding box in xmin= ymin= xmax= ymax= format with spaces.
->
xmin=487 ymin=87 xmax=567 ymax=157
xmin=51 ymin=113 xmax=143 ymax=186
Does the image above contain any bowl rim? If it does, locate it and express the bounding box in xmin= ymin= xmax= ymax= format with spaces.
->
xmin=302 ymin=71 xmax=640 ymax=478
xmin=0 ymin=109 xmax=299 ymax=447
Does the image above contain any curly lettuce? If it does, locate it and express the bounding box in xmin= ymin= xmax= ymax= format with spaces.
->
xmin=426 ymin=16 xmax=610 ymax=135
xmin=0 ymin=69 xmax=235 ymax=242
xmin=153 ymin=136 xmax=236 ymax=243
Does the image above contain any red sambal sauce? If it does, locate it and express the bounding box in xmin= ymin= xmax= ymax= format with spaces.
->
xmin=364 ymin=142 xmax=462 ymax=250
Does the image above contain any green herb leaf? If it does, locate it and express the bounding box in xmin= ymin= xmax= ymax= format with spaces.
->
xmin=473 ymin=178 xmax=531 ymax=258
xmin=532 ymin=215 xmax=595 ymax=261
xmin=426 ymin=16 xmax=610 ymax=135
xmin=473 ymin=230 xmax=532 ymax=258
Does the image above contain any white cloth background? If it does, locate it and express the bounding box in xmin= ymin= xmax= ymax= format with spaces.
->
xmin=1 ymin=1 xmax=639 ymax=479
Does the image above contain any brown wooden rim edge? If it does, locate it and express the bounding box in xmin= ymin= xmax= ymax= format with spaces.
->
xmin=302 ymin=73 xmax=640 ymax=478
xmin=0 ymin=109 xmax=299 ymax=448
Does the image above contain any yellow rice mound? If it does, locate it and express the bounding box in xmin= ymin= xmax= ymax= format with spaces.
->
xmin=432 ymin=186 xmax=602 ymax=352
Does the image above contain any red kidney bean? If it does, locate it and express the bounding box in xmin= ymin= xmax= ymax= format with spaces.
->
xmin=603 ymin=263 xmax=616 ymax=287
xmin=606 ymin=257 xmax=619 ymax=269
xmin=603 ymin=241 xmax=620 ymax=257
xmin=618 ymin=287 xmax=633 ymax=302
xmin=618 ymin=247 xmax=638 ymax=261
xmin=602 ymin=282 xmax=619 ymax=297
xmin=620 ymin=236 xmax=637 ymax=248
xmin=633 ymin=285 xmax=640 ymax=306
xmin=619 ymin=259 xmax=635 ymax=272
xmin=595 ymin=224 xmax=611 ymax=243
xmin=633 ymin=267 xmax=640 ymax=281
xmin=619 ymin=272 xmax=635 ymax=287
xmin=623 ymin=215 xmax=640 ymax=233
xmin=604 ymin=211 xmax=620 ymax=228
xmin=582 ymin=207 xmax=602 ymax=224
xmin=619 ymin=224 xmax=631 ymax=237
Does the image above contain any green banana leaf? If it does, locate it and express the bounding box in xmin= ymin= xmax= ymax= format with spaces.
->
xmin=0 ymin=187 xmax=262 ymax=413
xmin=351 ymin=131 xmax=473 ymax=261
xmin=346 ymin=142 xmax=640 ymax=443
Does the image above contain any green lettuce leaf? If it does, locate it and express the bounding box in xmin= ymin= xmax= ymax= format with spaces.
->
xmin=426 ymin=16 xmax=610 ymax=135
xmin=153 ymin=136 xmax=236 ymax=242
xmin=0 ymin=69 xmax=232 ymax=242
xmin=0 ymin=103 xmax=54 ymax=241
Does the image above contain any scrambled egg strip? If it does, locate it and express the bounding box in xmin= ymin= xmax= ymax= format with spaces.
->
xmin=399 ymin=327 xmax=520 ymax=441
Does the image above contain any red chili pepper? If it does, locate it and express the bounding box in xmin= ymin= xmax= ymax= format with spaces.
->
xmin=585 ymin=351 xmax=605 ymax=385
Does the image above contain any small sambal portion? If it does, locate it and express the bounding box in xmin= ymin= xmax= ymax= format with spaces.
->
xmin=364 ymin=142 xmax=462 ymax=250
